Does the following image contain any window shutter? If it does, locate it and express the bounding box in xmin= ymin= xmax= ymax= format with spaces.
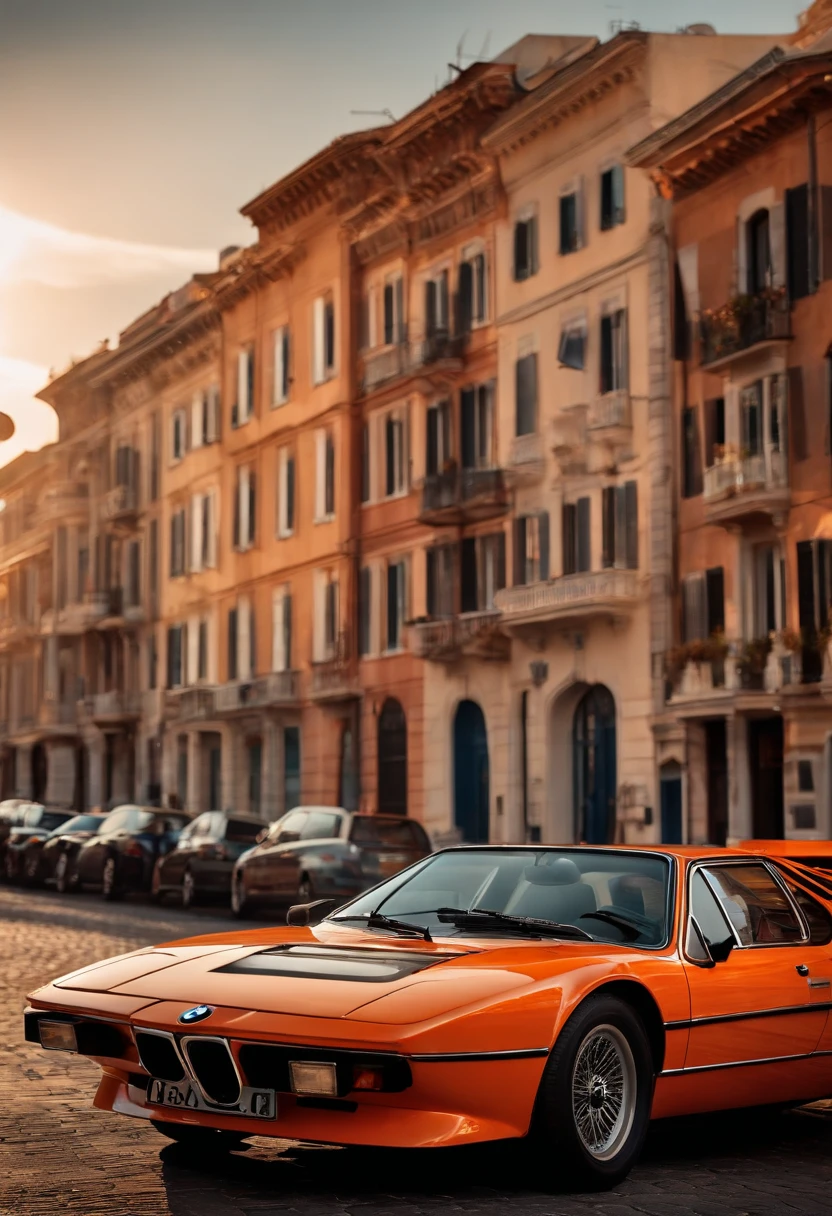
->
xmin=495 ymin=531 xmax=506 ymax=591
xmin=682 ymin=407 xmax=703 ymax=497
xmin=426 ymin=549 xmax=437 ymax=617
xmin=515 ymin=354 xmax=537 ymax=437
xmin=358 ymin=568 xmax=371 ymax=655
xmin=821 ymin=186 xmax=832 ymax=280
xmin=190 ymin=392 xmax=204 ymax=449
xmin=460 ymin=387 xmax=476 ymax=469
xmin=529 ymin=216 xmax=539 ymax=275
xmin=460 ymin=537 xmax=477 ymax=613
xmin=383 ymin=283 xmax=394 ymax=345
xmin=474 ymin=253 xmax=486 ymax=321
xmin=326 ymin=579 xmax=339 ymax=651
xmin=233 ymin=473 xmax=241 ymax=550
xmin=673 ymin=262 xmax=689 ymax=361
xmin=283 ymin=592 xmax=292 ymax=670
xmin=562 ymin=505 xmax=577 ymax=576
xmin=624 ymin=481 xmax=638 ymax=570
xmin=207 ymin=386 xmax=220 ymax=442
xmin=705 ymin=567 xmax=725 ymax=636
xmin=395 ymin=277 xmax=404 ymax=341
xmin=325 ymin=433 xmax=335 ymax=516
xmin=272 ymin=590 xmax=284 ymax=671
xmin=385 ymin=416 xmax=395 ymax=497
xmin=286 ymin=454 xmax=295 ymax=532
xmin=425 ymin=278 xmax=437 ymax=337
xmin=459 ymin=260 xmax=473 ymax=333
xmin=602 ymin=487 xmax=615 ymax=568
xmin=786 ymin=184 xmax=810 ymax=301
xmin=187 ymin=614 xmax=199 ymax=686
xmin=426 ymin=407 xmax=439 ymax=476
xmin=315 ymin=430 xmax=326 ymax=518
xmin=207 ymin=490 xmax=218 ymax=568
xmin=313 ymin=297 xmax=325 ymax=384
xmin=273 ymin=327 xmax=286 ymax=404
xmin=538 ymin=511 xmax=550 ymax=581
xmin=577 ymin=497 xmax=591 ymax=573
xmin=248 ymin=469 xmax=257 ymax=545
xmin=238 ymin=598 xmax=252 ymax=681
xmin=190 ymin=495 xmax=202 ymax=573
xmin=237 ymin=350 xmax=248 ymax=417
xmin=797 ymin=540 xmax=816 ymax=631
xmin=324 ymin=300 xmax=335 ymax=371
xmin=513 ymin=222 xmax=527 ymax=280
xmin=361 ymin=423 xmax=371 ymax=504
xmin=789 ymin=366 xmax=808 ymax=461
xmin=600 ymin=314 xmax=613 ymax=394
xmin=227 ymin=608 xmax=238 ymax=681
xmin=769 ymin=202 xmax=786 ymax=289
xmin=169 ymin=515 xmax=177 ymax=577
xmin=682 ymin=576 xmax=704 ymax=642
xmin=514 ymin=518 xmax=527 ymax=585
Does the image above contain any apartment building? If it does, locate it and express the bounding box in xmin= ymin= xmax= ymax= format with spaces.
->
xmin=478 ymin=27 xmax=783 ymax=847
xmin=630 ymin=20 xmax=832 ymax=844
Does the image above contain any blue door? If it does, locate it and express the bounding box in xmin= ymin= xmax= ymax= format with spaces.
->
xmin=454 ymin=701 xmax=489 ymax=843
xmin=573 ymin=686 xmax=617 ymax=844
xmin=660 ymin=774 xmax=683 ymax=844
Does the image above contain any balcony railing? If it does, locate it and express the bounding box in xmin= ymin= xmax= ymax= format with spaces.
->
xmin=700 ymin=292 xmax=790 ymax=366
xmin=104 ymin=483 xmax=141 ymax=522
xmin=89 ymin=690 xmax=141 ymax=720
xmin=310 ymin=634 xmax=357 ymax=702
xmin=361 ymin=336 xmax=411 ymax=393
xmin=165 ymin=687 xmax=217 ymax=722
xmin=420 ymin=467 xmax=507 ymax=524
xmin=702 ymin=449 xmax=789 ymax=525
xmin=38 ymin=701 xmax=78 ymax=728
xmin=37 ymin=481 xmax=89 ymax=524
xmin=415 ymin=328 xmax=466 ymax=368
xmin=587 ymin=390 xmax=631 ymax=432
xmin=506 ymin=433 xmax=545 ymax=485
xmin=495 ymin=569 xmax=639 ymax=627
xmin=408 ymin=611 xmax=509 ymax=662
xmin=667 ymin=636 xmax=806 ymax=702
xmin=215 ymin=671 xmax=299 ymax=713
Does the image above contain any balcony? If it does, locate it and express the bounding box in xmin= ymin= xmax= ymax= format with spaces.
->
xmin=419 ymin=467 xmax=507 ymax=526
xmin=700 ymin=291 xmax=790 ymax=369
xmin=104 ymin=483 xmax=142 ymax=529
xmin=703 ymin=449 xmax=789 ymax=526
xmin=215 ymin=672 xmax=300 ymax=714
xmin=0 ymin=616 xmax=39 ymax=648
xmin=587 ymin=390 xmax=632 ymax=447
xmin=495 ymin=569 xmax=639 ymax=632
xmin=505 ymin=433 xmax=545 ymax=487
xmin=361 ymin=338 xmax=411 ymax=394
xmin=37 ymin=701 xmax=78 ymax=731
xmin=310 ymin=636 xmax=358 ymax=703
xmin=667 ymin=635 xmax=806 ymax=710
xmin=164 ymin=687 xmax=217 ymax=723
xmin=415 ymin=328 xmax=467 ymax=370
xmin=407 ymin=611 xmax=509 ymax=663
xmin=37 ymin=481 xmax=89 ymax=525
xmin=88 ymin=689 xmax=141 ymax=725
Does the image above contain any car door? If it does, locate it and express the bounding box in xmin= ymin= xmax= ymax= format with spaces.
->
xmin=160 ymin=816 xmax=203 ymax=889
xmin=681 ymin=859 xmax=831 ymax=1089
xmin=77 ymin=809 xmax=124 ymax=882
xmin=256 ymin=810 xmax=308 ymax=902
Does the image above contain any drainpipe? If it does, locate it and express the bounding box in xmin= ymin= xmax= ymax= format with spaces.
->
xmin=808 ymin=114 xmax=819 ymax=291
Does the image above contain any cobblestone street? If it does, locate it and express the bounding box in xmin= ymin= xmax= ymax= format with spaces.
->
xmin=4 ymin=888 xmax=832 ymax=1216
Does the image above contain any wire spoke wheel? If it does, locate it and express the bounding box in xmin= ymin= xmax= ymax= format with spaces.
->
xmin=571 ymin=1024 xmax=636 ymax=1162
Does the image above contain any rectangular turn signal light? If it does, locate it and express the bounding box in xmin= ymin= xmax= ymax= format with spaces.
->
xmin=352 ymin=1066 xmax=384 ymax=1091
xmin=288 ymin=1060 xmax=338 ymax=1097
xmin=39 ymin=1020 xmax=78 ymax=1053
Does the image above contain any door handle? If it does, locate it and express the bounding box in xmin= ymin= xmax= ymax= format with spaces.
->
xmin=796 ymin=965 xmax=809 ymax=976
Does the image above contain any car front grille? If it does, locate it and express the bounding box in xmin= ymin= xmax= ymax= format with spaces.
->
xmin=135 ymin=1031 xmax=185 ymax=1082
xmin=182 ymin=1037 xmax=241 ymax=1106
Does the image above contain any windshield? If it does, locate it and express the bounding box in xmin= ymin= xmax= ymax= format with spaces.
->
xmin=331 ymin=848 xmax=672 ymax=947
xmin=54 ymin=815 xmax=101 ymax=835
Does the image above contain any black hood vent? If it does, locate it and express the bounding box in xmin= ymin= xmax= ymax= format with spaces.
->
xmin=213 ymin=944 xmax=458 ymax=983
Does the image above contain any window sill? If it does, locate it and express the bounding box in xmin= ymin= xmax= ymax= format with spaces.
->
xmin=271 ymin=398 xmax=289 ymax=410
xmin=381 ymin=646 xmax=405 ymax=657
xmin=313 ymin=514 xmax=336 ymax=525
xmin=276 ymin=530 xmax=294 ymax=541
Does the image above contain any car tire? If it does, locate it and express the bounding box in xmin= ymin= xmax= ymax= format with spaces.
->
xmin=181 ymin=868 xmax=200 ymax=910
xmin=531 ymin=994 xmax=654 ymax=1191
xmin=150 ymin=1120 xmax=247 ymax=1151
xmin=55 ymin=852 xmax=77 ymax=895
xmin=230 ymin=873 xmax=253 ymax=919
xmin=101 ymin=855 xmax=123 ymax=902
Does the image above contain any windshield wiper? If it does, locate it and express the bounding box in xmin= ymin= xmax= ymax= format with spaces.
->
xmin=335 ymin=911 xmax=432 ymax=941
xmin=436 ymin=907 xmax=593 ymax=941
xmin=580 ymin=909 xmax=654 ymax=939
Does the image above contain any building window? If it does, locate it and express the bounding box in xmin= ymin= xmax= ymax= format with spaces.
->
xmin=171 ymin=408 xmax=187 ymax=462
xmin=314 ymin=429 xmax=335 ymax=521
xmin=424 ymin=269 xmax=450 ymax=338
xmin=361 ymin=423 xmax=371 ymax=504
xmin=562 ymin=498 xmax=591 ymax=575
xmin=704 ymin=397 xmax=726 ymax=467
xmin=600 ymin=309 xmax=628 ymax=394
xmin=169 ymin=508 xmax=186 ymax=578
xmin=190 ymin=490 xmax=217 ymax=573
xmin=746 ymin=209 xmax=771 ymax=294
xmin=358 ymin=566 xmax=373 ymax=656
xmin=515 ymin=352 xmax=538 ymax=437
xmin=233 ymin=465 xmax=256 ymax=551
xmin=386 ymin=559 xmax=407 ymax=652
xmin=197 ymin=619 xmax=209 ymax=682
xmin=383 ymin=276 xmax=405 ymax=345
xmin=190 ymin=387 xmax=220 ymax=449
xmin=167 ymin=623 xmax=185 ymax=688
xmin=227 ymin=606 xmax=238 ymax=680
xmin=600 ymin=166 xmax=626 ymax=231
xmin=459 ymin=249 xmax=487 ymax=332
xmin=682 ymin=567 xmax=725 ymax=642
xmin=149 ymin=411 xmax=161 ymax=501
xmin=313 ymin=293 xmax=335 ymax=384
xmin=682 ymin=407 xmax=703 ymax=498
xmin=601 ymin=482 xmax=638 ymax=570
xmin=148 ymin=631 xmax=158 ymax=690
xmin=460 ymin=532 xmax=506 ymax=613
xmin=426 ymin=399 xmax=452 ymax=476
xmin=460 ymin=383 xmax=494 ymax=470
xmin=272 ymin=585 xmax=293 ymax=672
xmin=558 ymin=322 xmax=586 ymax=370
xmin=384 ymin=408 xmax=408 ymax=497
xmin=235 ymin=346 xmax=255 ymax=425
xmin=559 ymin=186 xmax=583 ymax=255
xmin=227 ymin=597 xmax=255 ymax=682
xmin=514 ymin=514 xmax=549 ymax=585
xmin=126 ymin=540 xmax=141 ymax=607
xmin=272 ymin=325 xmax=290 ymax=406
xmin=513 ymin=213 xmax=538 ymax=281
xmin=284 ymin=726 xmax=301 ymax=811
xmin=277 ymin=447 xmax=295 ymax=538
xmin=753 ymin=544 xmax=785 ymax=637
xmin=426 ymin=544 xmax=456 ymax=618
xmin=314 ymin=571 xmax=340 ymax=661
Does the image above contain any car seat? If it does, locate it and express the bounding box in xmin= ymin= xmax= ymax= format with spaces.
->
xmin=505 ymin=857 xmax=597 ymax=923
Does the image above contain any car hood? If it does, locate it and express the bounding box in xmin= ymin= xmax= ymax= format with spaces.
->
xmin=37 ymin=924 xmax=609 ymax=1022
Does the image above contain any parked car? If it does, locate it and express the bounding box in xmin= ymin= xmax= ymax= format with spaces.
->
xmin=4 ymin=806 xmax=77 ymax=882
xmin=16 ymin=813 xmax=105 ymax=888
xmin=230 ymin=807 xmax=433 ymax=918
xmin=152 ymin=812 xmax=264 ymax=908
xmin=70 ymin=805 xmax=191 ymax=900
xmin=0 ymin=799 xmax=34 ymax=866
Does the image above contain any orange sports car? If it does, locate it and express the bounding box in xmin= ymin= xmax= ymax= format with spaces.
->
xmin=24 ymin=844 xmax=832 ymax=1189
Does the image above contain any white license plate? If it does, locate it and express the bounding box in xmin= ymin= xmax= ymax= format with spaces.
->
xmin=147 ymin=1078 xmax=276 ymax=1119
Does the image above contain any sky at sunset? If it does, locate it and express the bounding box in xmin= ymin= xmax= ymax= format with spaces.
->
xmin=0 ymin=0 xmax=803 ymax=465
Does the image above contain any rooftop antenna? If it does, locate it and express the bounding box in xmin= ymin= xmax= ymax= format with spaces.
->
xmin=477 ymin=31 xmax=492 ymax=61
xmin=350 ymin=108 xmax=396 ymax=123
xmin=448 ymin=30 xmax=468 ymax=77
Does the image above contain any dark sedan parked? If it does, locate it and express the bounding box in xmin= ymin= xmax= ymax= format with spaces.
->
xmin=151 ymin=811 xmax=263 ymax=907
xmin=3 ymin=806 xmax=77 ymax=882
xmin=17 ymin=813 xmax=104 ymax=888
xmin=230 ymin=807 xmax=433 ymax=918
xmin=0 ymin=799 xmax=34 ymax=866
xmin=69 ymin=805 xmax=191 ymax=900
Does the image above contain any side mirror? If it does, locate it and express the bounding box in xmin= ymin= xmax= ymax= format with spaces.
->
xmin=287 ymin=898 xmax=336 ymax=927
xmin=255 ymin=829 xmax=267 ymax=844
xmin=708 ymin=936 xmax=734 ymax=964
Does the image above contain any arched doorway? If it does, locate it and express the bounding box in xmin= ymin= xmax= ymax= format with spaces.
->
xmin=31 ymin=743 xmax=47 ymax=804
xmin=377 ymin=699 xmax=407 ymax=815
xmin=573 ymin=685 xmax=616 ymax=844
xmin=454 ymin=700 xmax=489 ymax=843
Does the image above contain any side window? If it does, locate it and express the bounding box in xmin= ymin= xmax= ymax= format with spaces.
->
xmin=301 ymin=812 xmax=342 ymax=840
xmin=103 ymin=810 xmax=127 ymax=833
xmin=785 ymin=879 xmax=832 ymax=945
xmin=687 ymin=870 xmax=734 ymax=962
xmin=190 ymin=814 xmax=212 ymax=838
xmin=704 ymin=864 xmax=803 ymax=945
xmin=276 ymin=810 xmax=307 ymax=843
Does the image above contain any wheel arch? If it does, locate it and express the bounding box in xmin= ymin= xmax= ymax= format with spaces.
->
xmin=555 ymin=979 xmax=666 ymax=1077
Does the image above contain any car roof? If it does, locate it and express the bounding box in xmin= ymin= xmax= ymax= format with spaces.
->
xmin=739 ymin=839 xmax=832 ymax=856
xmin=285 ymin=806 xmax=347 ymax=815
xmin=435 ymin=843 xmax=754 ymax=862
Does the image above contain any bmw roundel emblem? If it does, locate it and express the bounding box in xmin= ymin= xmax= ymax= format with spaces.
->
xmin=178 ymin=1005 xmax=214 ymax=1025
